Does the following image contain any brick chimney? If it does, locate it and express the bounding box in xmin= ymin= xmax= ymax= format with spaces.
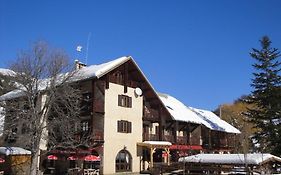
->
xmin=75 ymin=59 xmax=87 ymax=70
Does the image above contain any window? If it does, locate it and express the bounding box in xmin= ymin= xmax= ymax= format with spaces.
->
xmin=81 ymin=121 xmax=90 ymax=132
xmin=117 ymin=120 xmax=132 ymax=133
xmin=116 ymin=150 xmax=132 ymax=172
xmin=118 ymin=95 xmax=132 ymax=108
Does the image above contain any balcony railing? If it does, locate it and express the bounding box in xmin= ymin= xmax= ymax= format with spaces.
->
xmin=163 ymin=135 xmax=174 ymax=143
xmin=143 ymin=133 xmax=159 ymax=141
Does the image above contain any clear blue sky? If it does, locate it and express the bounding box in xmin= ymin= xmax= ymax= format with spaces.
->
xmin=1 ymin=0 xmax=281 ymax=111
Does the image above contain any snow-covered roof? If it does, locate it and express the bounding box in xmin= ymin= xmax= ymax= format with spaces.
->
xmin=0 ymin=147 xmax=31 ymax=155
xmin=158 ymin=93 xmax=205 ymax=124
xmin=158 ymin=93 xmax=240 ymax=134
xmin=0 ymin=68 xmax=16 ymax=76
xmin=190 ymin=107 xmax=241 ymax=134
xmin=76 ymin=56 xmax=130 ymax=79
xmin=0 ymin=56 xmax=131 ymax=101
xmin=179 ymin=153 xmax=281 ymax=165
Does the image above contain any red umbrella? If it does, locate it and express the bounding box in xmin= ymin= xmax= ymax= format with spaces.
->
xmin=47 ymin=155 xmax=58 ymax=160
xmin=67 ymin=156 xmax=78 ymax=161
xmin=84 ymin=155 xmax=100 ymax=162
xmin=0 ymin=158 xmax=5 ymax=163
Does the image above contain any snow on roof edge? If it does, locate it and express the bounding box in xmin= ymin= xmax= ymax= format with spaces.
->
xmin=179 ymin=153 xmax=281 ymax=165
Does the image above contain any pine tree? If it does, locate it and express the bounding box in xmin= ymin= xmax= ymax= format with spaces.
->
xmin=248 ymin=36 xmax=281 ymax=156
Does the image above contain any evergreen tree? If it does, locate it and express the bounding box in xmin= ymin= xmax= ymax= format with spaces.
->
xmin=248 ymin=36 xmax=281 ymax=156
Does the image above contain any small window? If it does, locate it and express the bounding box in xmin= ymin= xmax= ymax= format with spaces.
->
xmin=81 ymin=121 xmax=90 ymax=132
xmin=117 ymin=120 xmax=132 ymax=133
xmin=118 ymin=95 xmax=132 ymax=108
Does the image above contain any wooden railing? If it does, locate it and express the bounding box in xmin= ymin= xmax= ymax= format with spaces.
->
xmin=163 ymin=135 xmax=175 ymax=143
xmin=143 ymin=133 xmax=159 ymax=141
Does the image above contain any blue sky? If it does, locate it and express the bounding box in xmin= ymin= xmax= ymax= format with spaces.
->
xmin=1 ymin=0 xmax=281 ymax=110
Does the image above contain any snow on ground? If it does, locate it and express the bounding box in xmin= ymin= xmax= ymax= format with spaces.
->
xmin=179 ymin=153 xmax=281 ymax=165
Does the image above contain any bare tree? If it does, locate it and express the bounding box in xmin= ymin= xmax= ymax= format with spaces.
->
xmin=0 ymin=41 xmax=85 ymax=175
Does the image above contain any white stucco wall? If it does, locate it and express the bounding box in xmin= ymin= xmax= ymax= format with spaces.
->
xmin=103 ymin=83 xmax=143 ymax=174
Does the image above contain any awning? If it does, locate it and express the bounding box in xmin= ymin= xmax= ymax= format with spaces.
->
xmin=84 ymin=155 xmax=100 ymax=162
xmin=170 ymin=145 xmax=203 ymax=150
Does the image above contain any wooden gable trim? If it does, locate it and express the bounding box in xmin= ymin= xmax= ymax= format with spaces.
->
xmin=123 ymin=63 xmax=128 ymax=93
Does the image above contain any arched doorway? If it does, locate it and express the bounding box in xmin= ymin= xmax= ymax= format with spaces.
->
xmin=115 ymin=149 xmax=132 ymax=172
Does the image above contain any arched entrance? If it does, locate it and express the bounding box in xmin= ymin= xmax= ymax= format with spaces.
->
xmin=115 ymin=149 xmax=132 ymax=172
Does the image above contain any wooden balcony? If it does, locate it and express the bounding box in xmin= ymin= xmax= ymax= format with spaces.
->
xmin=143 ymin=106 xmax=159 ymax=121
xmin=163 ymin=135 xmax=175 ymax=143
xmin=143 ymin=133 xmax=159 ymax=141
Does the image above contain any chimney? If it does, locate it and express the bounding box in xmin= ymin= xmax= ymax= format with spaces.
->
xmin=75 ymin=59 xmax=87 ymax=70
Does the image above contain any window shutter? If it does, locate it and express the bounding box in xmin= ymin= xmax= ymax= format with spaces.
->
xmin=128 ymin=121 xmax=132 ymax=133
xmin=118 ymin=95 xmax=122 ymax=106
xmin=128 ymin=97 xmax=132 ymax=108
xmin=117 ymin=121 xmax=121 ymax=132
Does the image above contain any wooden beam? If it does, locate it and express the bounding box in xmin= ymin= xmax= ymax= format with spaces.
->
xmin=165 ymin=121 xmax=175 ymax=130
xmin=91 ymin=80 xmax=95 ymax=134
xmin=123 ymin=63 xmax=128 ymax=93
xmin=105 ymin=74 xmax=109 ymax=89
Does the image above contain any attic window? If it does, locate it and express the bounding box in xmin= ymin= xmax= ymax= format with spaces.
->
xmin=166 ymin=106 xmax=173 ymax=110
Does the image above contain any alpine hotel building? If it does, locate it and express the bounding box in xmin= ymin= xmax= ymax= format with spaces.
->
xmin=1 ymin=56 xmax=240 ymax=174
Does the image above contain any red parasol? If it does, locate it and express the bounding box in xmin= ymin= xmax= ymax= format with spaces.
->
xmin=84 ymin=155 xmax=100 ymax=162
xmin=0 ymin=158 xmax=5 ymax=163
xmin=47 ymin=155 xmax=58 ymax=160
xmin=67 ymin=156 xmax=78 ymax=161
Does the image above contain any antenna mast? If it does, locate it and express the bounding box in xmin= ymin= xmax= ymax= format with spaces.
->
xmin=85 ymin=32 xmax=91 ymax=65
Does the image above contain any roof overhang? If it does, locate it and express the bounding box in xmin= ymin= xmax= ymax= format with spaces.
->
xmin=137 ymin=141 xmax=172 ymax=149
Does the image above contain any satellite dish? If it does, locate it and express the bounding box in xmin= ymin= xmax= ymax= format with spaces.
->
xmin=135 ymin=87 xmax=143 ymax=96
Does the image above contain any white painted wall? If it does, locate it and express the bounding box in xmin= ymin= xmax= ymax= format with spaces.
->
xmin=103 ymin=83 xmax=143 ymax=174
